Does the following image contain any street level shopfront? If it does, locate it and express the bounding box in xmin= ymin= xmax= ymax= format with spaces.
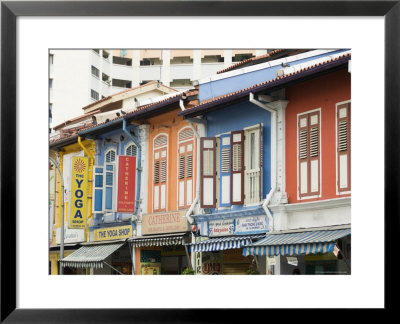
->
xmin=243 ymin=226 xmax=351 ymax=275
xmin=59 ymin=239 xmax=131 ymax=275
xmin=132 ymin=210 xmax=191 ymax=275
xmin=189 ymin=207 xmax=268 ymax=274
xmin=188 ymin=235 xmax=265 ymax=275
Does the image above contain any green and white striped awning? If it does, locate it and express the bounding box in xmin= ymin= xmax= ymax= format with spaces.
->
xmin=59 ymin=242 xmax=125 ymax=269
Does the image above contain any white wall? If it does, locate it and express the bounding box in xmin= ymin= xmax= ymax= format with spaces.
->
xmin=50 ymin=50 xmax=91 ymax=128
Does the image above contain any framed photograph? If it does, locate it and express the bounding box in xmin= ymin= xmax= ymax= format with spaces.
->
xmin=1 ymin=0 xmax=398 ymax=321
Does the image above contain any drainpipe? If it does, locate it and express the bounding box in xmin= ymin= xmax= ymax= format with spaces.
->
xmin=179 ymin=99 xmax=202 ymax=225
xmin=249 ymin=93 xmax=277 ymax=231
xmin=78 ymin=136 xmax=95 ymax=161
xmin=122 ymin=119 xmax=142 ymax=220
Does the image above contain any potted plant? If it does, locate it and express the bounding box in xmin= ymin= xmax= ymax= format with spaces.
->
xmin=182 ymin=267 xmax=195 ymax=275
xmin=246 ymin=264 xmax=260 ymax=275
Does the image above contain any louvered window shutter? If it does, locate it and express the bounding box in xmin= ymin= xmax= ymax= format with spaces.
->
xmin=93 ymin=166 xmax=104 ymax=212
xmin=178 ymin=144 xmax=185 ymax=207
xmin=337 ymin=103 xmax=351 ymax=192
xmin=244 ymin=124 xmax=262 ymax=204
xmin=231 ymin=130 xmax=244 ymax=205
xmin=220 ymin=134 xmax=231 ymax=206
xmin=200 ymin=137 xmax=216 ymax=208
xmin=104 ymin=163 xmax=115 ymax=211
xmin=298 ymin=111 xmax=320 ymax=197
xmin=126 ymin=144 xmax=137 ymax=157
xmin=106 ymin=149 xmax=116 ymax=163
xmin=178 ymin=128 xmax=195 ymax=208
xmin=153 ymin=135 xmax=168 ymax=212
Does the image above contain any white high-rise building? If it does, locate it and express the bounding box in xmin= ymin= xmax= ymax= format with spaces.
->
xmin=49 ymin=49 xmax=268 ymax=129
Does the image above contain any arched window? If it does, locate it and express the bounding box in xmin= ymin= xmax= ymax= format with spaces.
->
xmin=104 ymin=147 xmax=116 ymax=211
xmin=125 ymin=143 xmax=137 ymax=157
xmin=153 ymin=134 xmax=168 ymax=212
xmin=105 ymin=148 xmax=116 ymax=163
xmin=178 ymin=127 xmax=194 ymax=208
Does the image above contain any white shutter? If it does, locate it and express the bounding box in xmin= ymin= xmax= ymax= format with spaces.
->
xmin=200 ymin=137 xmax=216 ymax=208
xmin=220 ymin=134 xmax=231 ymax=206
xmin=244 ymin=125 xmax=262 ymax=204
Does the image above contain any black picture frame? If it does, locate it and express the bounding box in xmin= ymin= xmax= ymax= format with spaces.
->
xmin=1 ymin=0 xmax=398 ymax=322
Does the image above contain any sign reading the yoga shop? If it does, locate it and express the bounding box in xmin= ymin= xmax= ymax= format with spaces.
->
xmin=69 ymin=157 xmax=88 ymax=228
xmin=93 ymin=225 xmax=132 ymax=241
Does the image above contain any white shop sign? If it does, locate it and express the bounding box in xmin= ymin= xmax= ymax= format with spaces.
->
xmin=56 ymin=228 xmax=85 ymax=244
xmin=208 ymin=219 xmax=234 ymax=237
xmin=234 ymin=215 xmax=267 ymax=235
xmin=287 ymin=256 xmax=298 ymax=266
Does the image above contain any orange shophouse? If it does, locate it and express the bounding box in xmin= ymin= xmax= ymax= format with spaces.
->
xmin=243 ymin=53 xmax=352 ymax=275
xmin=128 ymin=91 xmax=200 ymax=275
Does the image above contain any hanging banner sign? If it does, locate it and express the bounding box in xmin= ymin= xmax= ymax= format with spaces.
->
xmin=117 ymin=156 xmax=136 ymax=213
xmin=69 ymin=157 xmax=88 ymax=228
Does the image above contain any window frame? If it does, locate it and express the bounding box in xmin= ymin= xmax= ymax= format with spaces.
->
xmin=153 ymin=133 xmax=168 ymax=212
xmin=336 ymin=100 xmax=351 ymax=194
xmin=297 ymin=108 xmax=322 ymax=200
xmin=243 ymin=123 xmax=263 ymax=205
xmin=177 ymin=127 xmax=195 ymax=209
xmin=103 ymin=147 xmax=117 ymax=212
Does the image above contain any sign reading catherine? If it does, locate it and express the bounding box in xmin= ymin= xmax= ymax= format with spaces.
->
xmin=93 ymin=225 xmax=132 ymax=241
xmin=141 ymin=210 xmax=188 ymax=235
xmin=234 ymin=216 xmax=267 ymax=235
xmin=117 ymin=156 xmax=136 ymax=213
xmin=69 ymin=157 xmax=88 ymax=228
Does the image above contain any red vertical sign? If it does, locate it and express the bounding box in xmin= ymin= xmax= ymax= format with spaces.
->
xmin=117 ymin=156 xmax=136 ymax=213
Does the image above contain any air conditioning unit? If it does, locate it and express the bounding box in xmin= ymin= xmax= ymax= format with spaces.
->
xmin=105 ymin=80 xmax=111 ymax=85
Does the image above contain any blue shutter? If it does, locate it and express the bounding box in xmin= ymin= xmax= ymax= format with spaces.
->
xmin=219 ymin=134 xmax=231 ymax=207
xmin=104 ymin=163 xmax=114 ymax=211
xmin=93 ymin=166 xmax=104 ymax=212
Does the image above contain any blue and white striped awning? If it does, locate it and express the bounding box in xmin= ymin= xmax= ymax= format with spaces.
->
xmin=188 ymin=235 xmax=265 ymax=253
xmin=242 ymin=228 xmax=351 ymax=257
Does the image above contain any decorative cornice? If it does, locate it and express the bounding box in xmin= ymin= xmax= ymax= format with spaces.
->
xmin=269 ymin=197 xmax=351 ymax=213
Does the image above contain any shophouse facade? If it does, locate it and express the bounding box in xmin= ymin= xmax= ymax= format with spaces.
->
xmin=55 ymin=88 xmax=199 ymax=274
xmin=180 ymin=49 xmax=351 ymax=275
xmin=242 ymin=52 xmax=352 ymax=275
xmin=49 ymin=135 xmax=95 ymax=274
xmin=50 ymin=49 xmax=351 ymax=275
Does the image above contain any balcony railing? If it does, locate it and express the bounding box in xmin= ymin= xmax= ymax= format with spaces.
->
xmin=245 ymin=169 xmax=261 ymax=205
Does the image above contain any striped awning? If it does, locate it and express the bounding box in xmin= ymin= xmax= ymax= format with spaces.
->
xmin=59 ymin=242 xmax=125 ymax=268
xmin=188 ymin=235 xmax=265 ymax=253
xmin=129 ymin=232 xmax=189 ymax=247
xmin=242 ymin=228 xmax=351 ymax=257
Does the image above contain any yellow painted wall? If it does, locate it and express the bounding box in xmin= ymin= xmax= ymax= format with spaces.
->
xmin=49 ymin=250 xmax=74 ymax=275
xmin=52 ymin=139 xmax=95 ymax=242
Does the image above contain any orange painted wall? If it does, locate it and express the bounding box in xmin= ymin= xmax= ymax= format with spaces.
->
xmin=285 ymin=68 xmax=351 ymax=204
xmin=146 ymin=108 xmax=197 ymax=213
